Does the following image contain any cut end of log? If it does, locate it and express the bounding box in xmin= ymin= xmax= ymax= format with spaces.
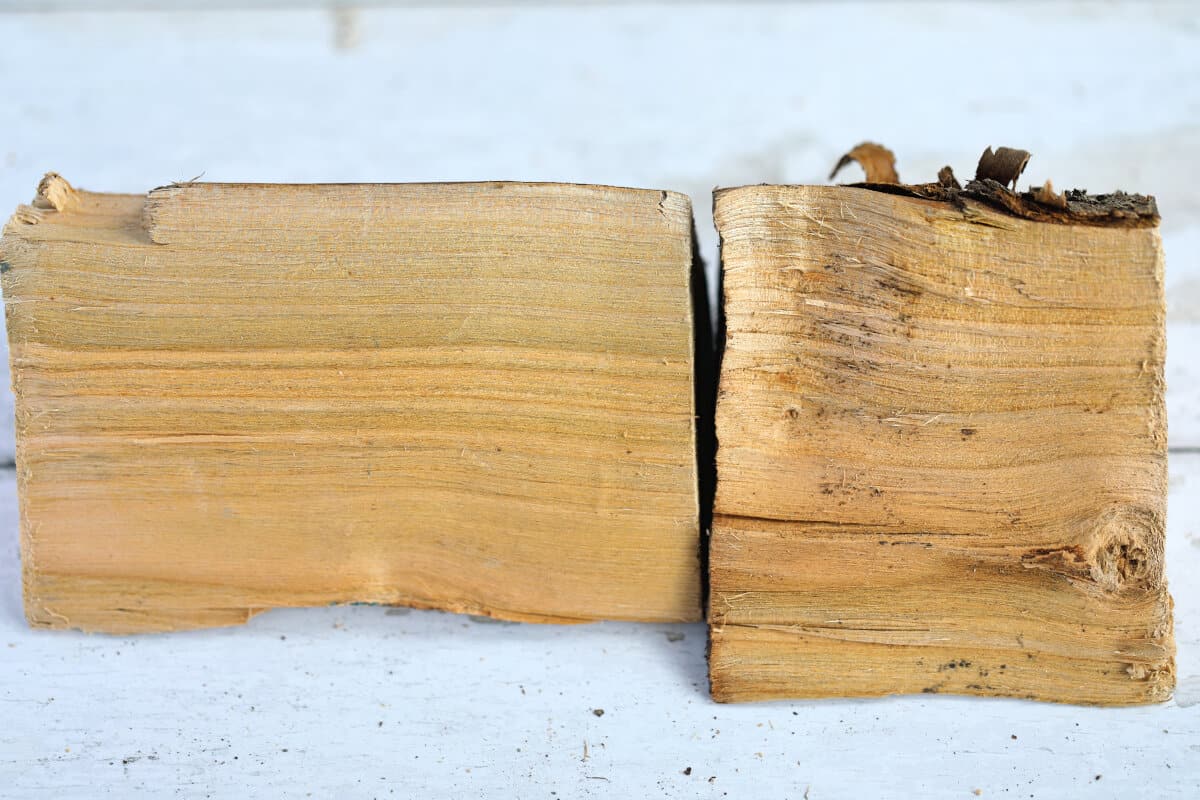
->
xmin=4 ymin=180 xmax=705 ymax=632
xmin=711 ymin=182 xmax=1171 ymax=705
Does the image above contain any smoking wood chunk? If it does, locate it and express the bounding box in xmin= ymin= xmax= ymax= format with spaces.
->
xmin=1 ymin=176 xmax=707 ymax=632
xmin=710 ymin=184 xmax=1172 ymax=705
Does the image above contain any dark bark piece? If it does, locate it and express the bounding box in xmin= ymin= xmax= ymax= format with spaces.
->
xmin=937 ymin=166 xmax=962 ymax=190
xmin=710 ymin=183 xmax=1172 ymax=705
xmin=963 ymin=179 xmax=1159 ymax=227
xmin=975 ymin=146 xmax=1031 ymax=189
xmin=844 ymin=179 xmax=1158 ymax=229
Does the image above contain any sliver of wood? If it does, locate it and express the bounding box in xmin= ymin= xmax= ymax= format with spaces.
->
xmin=709 ymin=184 xmax=1172 ymax=705
xmin=1 ymin=176 xmax=705 ymax=632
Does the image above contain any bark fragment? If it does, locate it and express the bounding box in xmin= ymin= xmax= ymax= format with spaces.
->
xmin=829 ymin=142 xmax=900 ymax=184
xmin=974 ymin=146 xmax=1032 ymax=189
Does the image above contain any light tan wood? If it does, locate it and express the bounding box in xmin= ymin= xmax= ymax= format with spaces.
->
xmin=710 ymin=184 xmax=1172 ymax=705
xmin=1 ymin=176 xmax=704 ymax=632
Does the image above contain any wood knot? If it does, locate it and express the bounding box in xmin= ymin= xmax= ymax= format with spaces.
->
xmin=1087 ymin=506 xmax=1163 ymax=592
xmin=1020 ymin=506 xmax=1163 ymax=593
xmin=1094 ymin=539 xmax=1151 ymax=588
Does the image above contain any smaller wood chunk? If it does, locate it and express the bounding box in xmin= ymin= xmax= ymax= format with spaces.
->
xmin=2 ymin=177 xmax=706 ymax=632
xmin=710 ymin=184 xmax=1172 ymax=705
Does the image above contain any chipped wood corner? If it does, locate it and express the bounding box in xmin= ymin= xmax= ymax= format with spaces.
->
xmin=3 ymin=172 xmax=73 ymax=230
xmin=33 ymin=172 xmax=80 ymax=212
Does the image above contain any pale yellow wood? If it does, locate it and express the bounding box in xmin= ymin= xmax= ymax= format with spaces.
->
xmin=710 ymin=185 xmax=1172 ymax=705
xmin=1 ymin=176 xmax=703 ymax=632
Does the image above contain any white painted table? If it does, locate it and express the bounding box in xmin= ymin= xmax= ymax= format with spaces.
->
xmin=1 ymin=3 xmax=1198 ymax=796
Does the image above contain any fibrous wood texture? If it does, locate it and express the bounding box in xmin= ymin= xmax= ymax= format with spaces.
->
xmin=1 ymin=176 xmax=704 ymax=632
xmin=710 ymin=184 xmax=1172 ymax=705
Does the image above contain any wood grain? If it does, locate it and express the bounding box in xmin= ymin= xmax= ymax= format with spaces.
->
xmin=1 ymin=176 xmax=704 ymax=632
xmin=709 ymin=185 xmax=1172 ymax=705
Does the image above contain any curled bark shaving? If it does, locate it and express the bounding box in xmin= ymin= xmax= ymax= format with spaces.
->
xmin=974 ymin=146 xmax=1031 ymax=190
xmin=829 ymin=142 xmax=900 ymax=184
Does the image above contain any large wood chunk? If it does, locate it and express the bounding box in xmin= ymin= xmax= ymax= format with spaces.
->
xmin=710 ymin=184 xmax=1172 ymax=705
xmin=1 ymin=176 xmax=706 ymax=632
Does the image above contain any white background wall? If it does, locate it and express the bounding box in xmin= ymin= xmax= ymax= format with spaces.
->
xmin=3 ymin=1 xmax=1200 ymax=456
xmin=1 ymin=3 xmax=1198 ymax=797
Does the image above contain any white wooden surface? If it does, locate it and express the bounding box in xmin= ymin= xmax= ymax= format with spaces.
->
xmin=1 ymin=3 xmax=1198 ymax=796
xmin=2 ymin=458 xmax=1199 ymax=798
